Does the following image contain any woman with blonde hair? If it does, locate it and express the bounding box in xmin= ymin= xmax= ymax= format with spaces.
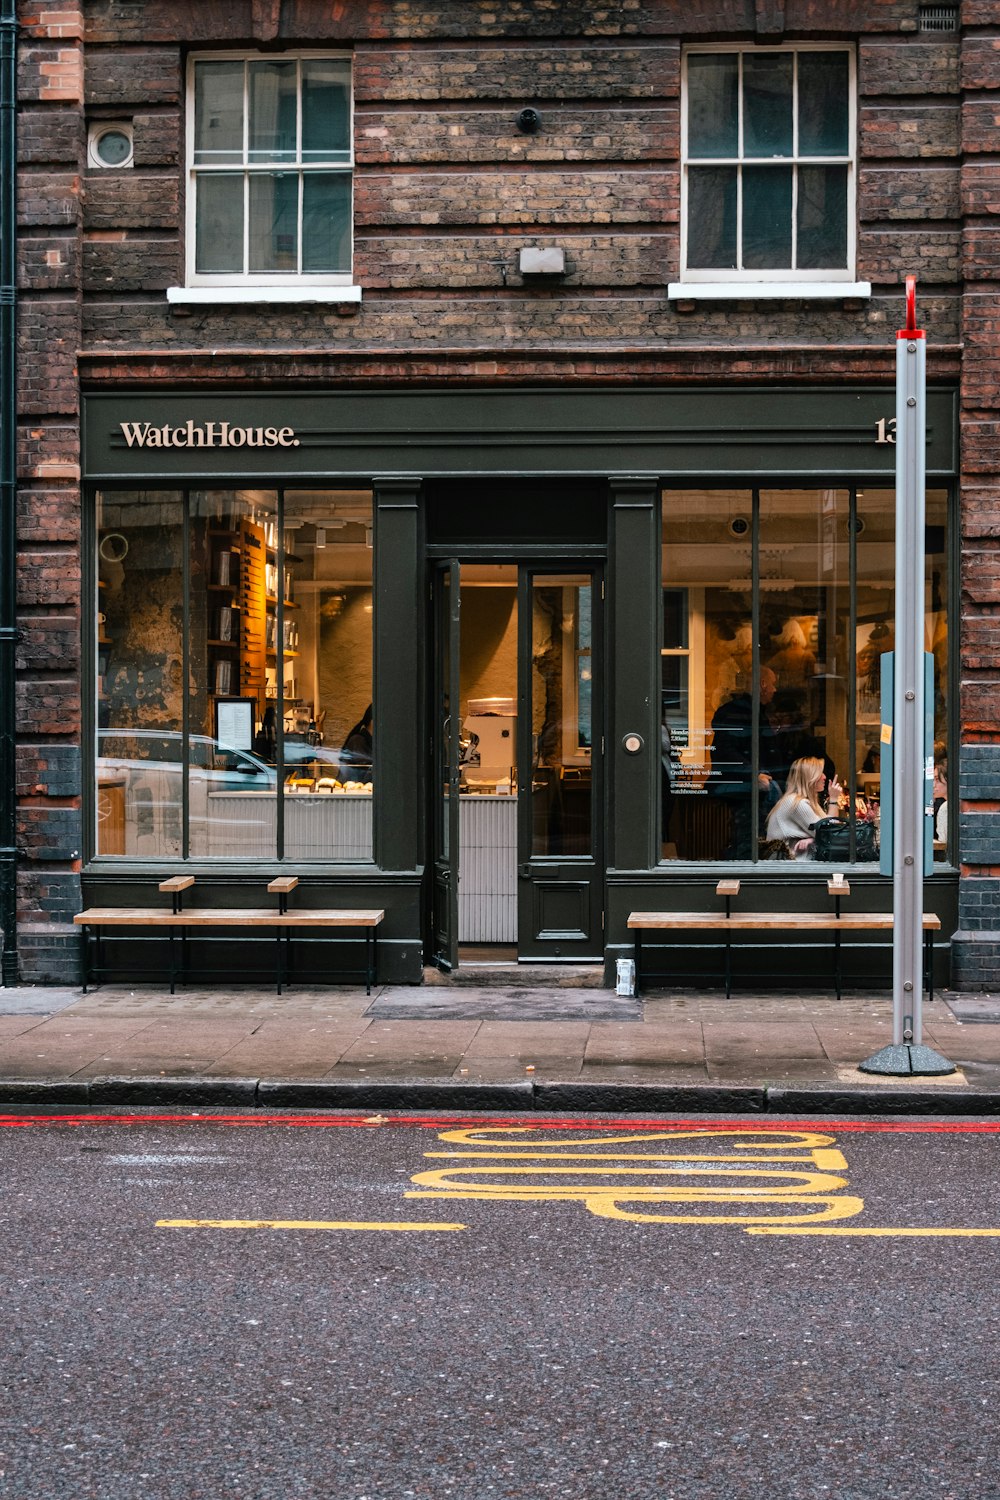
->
xmin=766 ymin=756 xmax=842 ymax=859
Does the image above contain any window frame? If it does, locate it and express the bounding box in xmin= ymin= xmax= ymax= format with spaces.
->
xmin=657 ymin=481 xmax=956 ymax=868
xmin=90 ymin=483 xmax=376 ymax=865
xmin=679 ymin=42 xmax=859 ymax=288
xmin=183 ymin=50 xmax=355 ymax=292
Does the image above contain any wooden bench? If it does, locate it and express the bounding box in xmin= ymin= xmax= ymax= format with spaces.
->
xmin=75 ymin=876 xmax=384 ymax=996
xmin=628 ymin=879 xmax=941 ymax=1000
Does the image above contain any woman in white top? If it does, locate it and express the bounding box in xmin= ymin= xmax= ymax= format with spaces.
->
xmin=766 ymin=756 xmax=843 ymax=860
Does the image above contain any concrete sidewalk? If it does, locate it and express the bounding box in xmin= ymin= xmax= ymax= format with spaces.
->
xmin=1 ymin=981 xmax=1000 ymax=1114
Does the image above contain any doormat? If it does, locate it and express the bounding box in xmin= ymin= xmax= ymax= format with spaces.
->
xmin=944 ymin=995 xmax=1000 ymax=1024
xmin=366 ymin=986 xmax=642 ymax=1022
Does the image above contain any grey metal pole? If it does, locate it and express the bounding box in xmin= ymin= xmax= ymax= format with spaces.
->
xmin=861 ymin=278 xmax=953 ymax=1076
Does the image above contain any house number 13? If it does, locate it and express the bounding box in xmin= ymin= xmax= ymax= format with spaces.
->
xmin=875 ymin=417 xmax=897 ymax=445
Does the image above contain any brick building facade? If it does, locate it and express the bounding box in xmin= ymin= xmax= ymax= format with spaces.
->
xmin=4 ymin=0 xmax=999 ymax=990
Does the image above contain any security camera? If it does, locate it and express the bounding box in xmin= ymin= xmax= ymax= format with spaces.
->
xmin=517 ymin=107 xmax=542 ymax=135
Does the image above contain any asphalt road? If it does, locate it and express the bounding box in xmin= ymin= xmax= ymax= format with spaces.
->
xmin=1 ymin=1109 xmax=998 ymax=1500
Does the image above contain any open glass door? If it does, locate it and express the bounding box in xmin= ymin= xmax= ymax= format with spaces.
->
xmin=517 ymin=568 xmax=603 ymax=960
xmin=431 ymin=560 xmax=461 ymax=970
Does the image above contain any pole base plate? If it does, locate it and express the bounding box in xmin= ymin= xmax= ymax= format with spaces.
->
xmin=858 ymin=1043 xmax=956 ymax=1077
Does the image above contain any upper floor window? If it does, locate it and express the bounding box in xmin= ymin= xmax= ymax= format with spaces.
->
xmin=681 ymin=46 xmax=856 ymax=285
xmin=186 ymin=53 xmax=353 ymax=288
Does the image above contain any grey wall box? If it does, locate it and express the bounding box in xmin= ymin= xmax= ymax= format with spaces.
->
xmin=519 ymin=247 xmax=565 ymax=276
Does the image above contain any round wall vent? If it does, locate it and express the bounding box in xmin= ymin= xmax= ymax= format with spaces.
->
xmin=88 ymin=122 xmax=134 ymax=169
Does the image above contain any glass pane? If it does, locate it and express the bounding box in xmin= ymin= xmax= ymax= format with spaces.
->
xmin=760 ymin=489 xmax=850 ymax=864
xmin=440 ymin=569 xmax=453 ymax=862
xmin=798 ymin=52 xmax=849 ymax=156
xmin=249 ymin=172 xmax=298 ymax=273
xmin=797 ymin=164 xmax=848 ymax=270
xmin=302 ymin=58 xmax=352 ymax=161
xmin=855 ymin=486 xmax=955 ymax=865
xmin=249 ymin=60 xmax=298 ymax=162
xmin=743 ymin=53 xmax=793 ymax=157
xmin=856 ymin=489 xmax=894 ymax=862
xmin=458 ymin=566 xmax=518 ymax=943
xmin=661 ymin=491 xmax=753 ymax=861
xmin=687 ymin=54 xmax=738 ymax=158
xmin=302 ymin=173 xmax=352 ymax=273
xmin=195 ymin=173 xmax=244 ymax=274
xmin=687 ymin=166 xmax=737 ymax=269
xmin=743 ymin=165 xmax=792 ymax=269
xmin=531 ymin=577 xmax=592 ymax=857
xmin=193 ymin=60 xmax=244 ymax=164
xmin=95 ymin=491 xmax=185 ymax=857
xmin=283 ymin=489 xmax=374 ymax=860
xmin=187 ymin=490 xmax=278 ymax=858
xmin=926 ymin=490 xmax=950 ymax=863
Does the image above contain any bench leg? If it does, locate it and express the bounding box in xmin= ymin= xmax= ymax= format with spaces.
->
xmin=634 ymin=931 xmax=642 ymax=999
xmin=275 ymin=928 xmax=283 ymax=996
xmin=724 ymin=931 xmax=731 ymax=1000
xmin=925 ymin=927 xmax=934 ymax=1004
xmin=834 ymin=925 xmax=842 ymax=1002
xmin=81 ymin=925 xmax=91 ymax=994
xmin=366 ymin=928 xmax=374 ymax=996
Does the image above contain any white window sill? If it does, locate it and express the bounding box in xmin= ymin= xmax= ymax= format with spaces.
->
xmin=668 ymin=281 xmax=871 ymax=302
xmin=167 ymin=285 xmax=363 ymax=306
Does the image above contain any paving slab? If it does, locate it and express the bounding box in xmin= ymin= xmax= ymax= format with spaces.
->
xmin=329 ymin=1019 xmax=482 ymax=1079
xmin=65 ymin=987 xmax=373 ymax=1020
xmin=203 ymin=1020 xmax=373 ymax=1078
xmin=0 ymin=987 xmax=82 ymax=1016
xmin=943 ymin=994 xmax=1000 ymax=1023
xmin=0 ymin=1019 xmax=170 ymax=1079
xmin=702 ymin=1020 xmax=829 ymax=1064
xmin=0 ymin=1015 xmax=51 ymax=1041
xmin=584 ymin=1021 xmax=705 ymax=1068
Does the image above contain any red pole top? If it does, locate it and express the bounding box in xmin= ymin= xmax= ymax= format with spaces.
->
xmin=898 ymin=274 xmax=925 ymax=340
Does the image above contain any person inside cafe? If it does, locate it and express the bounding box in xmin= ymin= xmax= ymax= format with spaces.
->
xmin=766 ymin=755 xmax=843 ymax=860
xmin=709 ymin=665 xmax=782 ymax=858
xmin=340 ymin=703 xmax=373 ymax=784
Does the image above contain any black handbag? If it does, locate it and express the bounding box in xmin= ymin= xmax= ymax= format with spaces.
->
xmin=812 ymin=816 xmax=878 ymax=862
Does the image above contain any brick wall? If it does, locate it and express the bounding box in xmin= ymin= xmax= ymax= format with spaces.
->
xmin=954 ymin=12 xmax=1000 ymax=988
xmin=14 ymin=1 xmax=84 ymax=982
xmin=11 ymin=0 xmax=1000 ymax=985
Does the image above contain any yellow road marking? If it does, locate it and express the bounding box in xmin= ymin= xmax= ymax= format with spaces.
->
xmin=409 ymin=1165 xmax=850 ymax=1194
xmin=412 ymin=1127 xmax=864 ymax=1228
xmin=424 ymin=1148 xmax=849 ymax=1168
xmin=436 ymin=1127 xmax=838 ymax=1149
xmin=745 ymin=1225 xmax=1000 ymax=1238
xmin=156 ymin=1218 xmax=465 ymax=1232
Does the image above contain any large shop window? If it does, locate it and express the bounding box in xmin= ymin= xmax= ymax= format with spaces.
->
xmin=95 ymin=488 xmax=374 ymax=860
xmin=186 ymin=53 xmax=353 ymax=287
xmin=660 ymin=488 xmax=950 ymax=866
xmin=681 ymin=46 xmax=855 ymax=284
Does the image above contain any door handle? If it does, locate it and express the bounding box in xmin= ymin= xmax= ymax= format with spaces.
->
xmin=518 ymin=863 xmax=532 ymax=878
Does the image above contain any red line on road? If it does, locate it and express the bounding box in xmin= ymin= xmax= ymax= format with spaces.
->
xmin=1 ymin=1112 xmax=999 ymax=1133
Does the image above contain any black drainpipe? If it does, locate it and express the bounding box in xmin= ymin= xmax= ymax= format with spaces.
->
xmin=0 ymin=0 xmax=18 ymax=984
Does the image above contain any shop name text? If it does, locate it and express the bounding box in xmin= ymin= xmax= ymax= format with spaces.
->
xmin=119 ymin=420 xmax=300 ymax=450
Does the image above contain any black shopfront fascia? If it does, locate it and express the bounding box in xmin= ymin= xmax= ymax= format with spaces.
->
xmin=82 ymin=386 xmax=959 ymax=985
